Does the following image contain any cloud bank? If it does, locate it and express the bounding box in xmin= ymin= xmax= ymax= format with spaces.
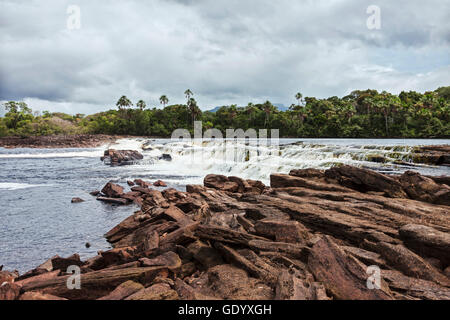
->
xmin=0 ymin=0 xmax=449 ymax=113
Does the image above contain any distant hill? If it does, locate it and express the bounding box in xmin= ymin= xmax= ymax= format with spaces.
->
xmin=205 ymin=106 xmax=221 ymax=113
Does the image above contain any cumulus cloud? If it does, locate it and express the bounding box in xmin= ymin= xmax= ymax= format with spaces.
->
xmin=0 ymin=0 xmax=449 ymax=114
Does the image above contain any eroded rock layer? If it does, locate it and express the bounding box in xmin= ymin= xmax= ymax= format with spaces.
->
xmin=2 ymin=165 xmax=449 ymax=300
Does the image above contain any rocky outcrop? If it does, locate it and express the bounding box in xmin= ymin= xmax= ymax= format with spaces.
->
xmin=5 ymin=165 xmax=449 ymax=300
xmin=399 ymin=224 xmax=450 ymax=266
xmin=412 ymin=145 xmax=450 ymax=166
xmin=101 ymin=149 xmax=143 ymax=166
xmin=399 ymin=171 xmax=450 ymax=205
xmin=324 ymin=165 xmax=407 ymax=198
xmin=94 ymin=180 xmax=168 ymax=206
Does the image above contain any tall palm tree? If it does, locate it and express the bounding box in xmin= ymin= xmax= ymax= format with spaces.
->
xmin=246 ymin=103 xmax=257 ymax=124
xmin=116 ymin=96 xmax=133 ymax=111
xmin=136 ymin=100 xmax=146 ymax=111
xmin=187 ymin=98 xmax=200 ymax=126
xmin=184 ymin=89 xmax=193 ymax=102
xmin=295 ymin=92 xmax=303 ymax=106
xmin=263 ymin=101 xmax=275 ymax=128
xmin=159 ymin=95 xmax=169 ymax=108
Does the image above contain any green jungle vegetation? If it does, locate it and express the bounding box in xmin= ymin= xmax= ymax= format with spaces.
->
xmin=1 ymin=87 xmax=449 ymax=138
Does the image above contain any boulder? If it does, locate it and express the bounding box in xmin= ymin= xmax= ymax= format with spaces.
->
xmin=19 ymin=291 xmax=67 ymax=300
xmin=97 ymin=280 xmax=144 ymax=300
xmin=101 ymin=149 xmax=143 ymax=166
xmin=153 ymin=180 xmax=167 ymax=187
xmin=125 ymin=283 xmax=178 ymax=300
xmin=275 ymin=270 xmax=329 ymax=300
xmin=120 ymin=191 xmax=141 ymax=202
xmin=289 ymin=168 xmax=325 ymax=179
xmin=399 ymin=171 xmax=450 ymax=205
xmin=134 ymin=179 xmax=152 ymax=188
xmin=187 ymin=240 xmax=224 ymax=269
xmin=205 ymin=264 xmax=273 ymax=300
xmin=324 ymin=165 xmax=407 ymax=198
xmin=71 ymin=197 xmax=84 ymax=203
xmin=51 ymin=254 xmax=83 ymax=271
xmin=307 ymin=236 xmax=393 ymax=300
xmin=0 ymin=270 xmax=19 ymax=284
xmin=399 ymin=224 xmax=450 ymax=266
xmin=101 ymin=182 xmax=124 ymax=198
xmin=89 ymin=190 xmax=101 ymax=196
xmin=159 ymin=154 xmax=172 ymax=161
xmin=254 ymin=219 xmax=310 ymax=244
xmin=374 ymin=242 xmax=449 ymax=286
xmin=0 ymin=282 xmax=22 ymax=300
xmin=204 ymin=174 xmax=239 ymax=192
xmin=20 ymin=266 xmax=176 ymax=300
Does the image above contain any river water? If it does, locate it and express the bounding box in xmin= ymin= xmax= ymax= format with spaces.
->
xmin=0 ymin=138 xmax=449 ymax=273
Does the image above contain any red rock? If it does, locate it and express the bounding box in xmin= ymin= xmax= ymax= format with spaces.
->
xmin=97 ymin=280 xmax=144 ymax=300
xmin=0 ymin=282 xmax=21 ymax=300
xmin=101 ymin=247 xmax=136 ymax=267
xmin=19 ymin=291 xmax=67 ymax=300
xmin=324 ymin=165 xmax=407 ymax=198
xmin=71 ymin=197 xmax=84 ymax=203
xmin=307 ymin=236 xmax=393 ymax=300
xmin=399 ymin=224 xmax=450 ymax=266
xmin=120 ymin=191 xmax=141 ymax=202
xmin=254 ymin=219 xmax=310 ymax=244
xmin=134 ymin=179 xmax=152 ymax=188
xmin=399 ymin=171 xmax=450 ymax=205
xmin=0 ymin=270 xmax=18 ymax=284
xmin=153 ymin=180 xmax=167 ymax=187
xmin=125 ymin=283 xmax=179 ymax=300
xmin=127 ymin=180 xmax=135 ymax=186
xmin=89 ymin=190 xmax=100 ymax=196
xmin=204 ymin=174 xmax=239 ymax=192
xmin=101 ymin=149 xmax=143 ymax=166
xmin=101 ymin=182 xmax=124 ymax=198
xmin=51 ymin=254 xmax=83 ymax=271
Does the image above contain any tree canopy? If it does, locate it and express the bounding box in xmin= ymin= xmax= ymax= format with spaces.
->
xmin=1 ymin=86 xmax=449 ymax=138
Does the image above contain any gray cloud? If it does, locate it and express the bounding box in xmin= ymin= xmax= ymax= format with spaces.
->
xmin=0 ymin=0 xmax=449 ymax=114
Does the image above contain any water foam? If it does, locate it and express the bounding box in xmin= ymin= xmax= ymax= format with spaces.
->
xmin=0 ymin=182 xmax=53 ymax=190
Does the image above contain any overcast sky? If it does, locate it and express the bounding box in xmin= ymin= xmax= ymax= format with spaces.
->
xmin=0 ymin=0 xmax=449 ymax=114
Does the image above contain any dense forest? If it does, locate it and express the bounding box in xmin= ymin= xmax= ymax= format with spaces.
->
xmin=1 ymin=87 xmax=449 ymax=138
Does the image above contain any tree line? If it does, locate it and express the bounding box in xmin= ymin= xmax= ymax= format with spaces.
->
xmin=1 ymin=87 xmax=449 ymax=138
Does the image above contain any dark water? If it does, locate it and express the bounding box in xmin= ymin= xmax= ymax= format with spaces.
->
xmin=0 ymin=149 xmax=188 ymax=273
xmin=0 ymin=138 xmax=449 ymax=273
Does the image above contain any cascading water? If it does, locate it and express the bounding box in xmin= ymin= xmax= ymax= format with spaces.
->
xmin=119 ymin=138 xmax=449 ymax=184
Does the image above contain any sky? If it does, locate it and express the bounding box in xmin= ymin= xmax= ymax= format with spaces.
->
xmin=0 ymin=0 xmax=449 ymax=114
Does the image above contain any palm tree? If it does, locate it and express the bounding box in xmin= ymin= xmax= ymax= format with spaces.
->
xmin=116 ymin=96 xmax=133 ymax=110
xmin=184 ymin=89 xmax=193 ymax=102
xmin=136 ymin=100 xmax=146 ymax=111
xmin=263 ymin=101 xmax=275 ymax=128
xmin=159 ymin=95 xmax=169 ymax=108
xmin=245 ymin=103 xmax=257 ymax=124
xmin=187 ymin=98 xmax=200 ymax=126
xmin=295 ymin=92 xmax=303 ymax=106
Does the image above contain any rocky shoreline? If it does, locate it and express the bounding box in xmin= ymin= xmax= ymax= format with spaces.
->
xmin=0 ymin=134 xmax=122 ymax=149
xmin=1 ymin=164 xmax=449 ymax=300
